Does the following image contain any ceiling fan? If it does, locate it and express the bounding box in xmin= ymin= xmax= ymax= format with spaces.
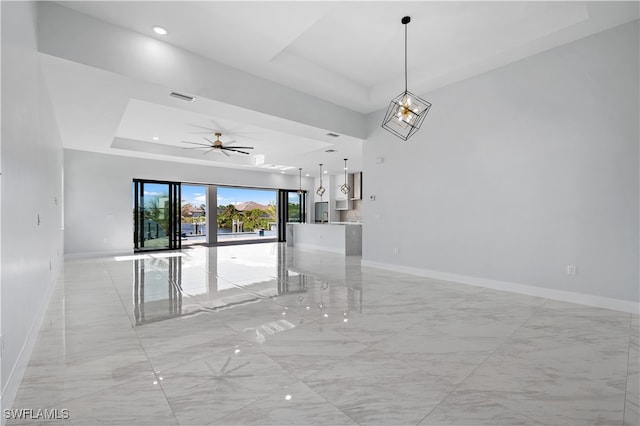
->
xmin=180 ymin=132 xmax=254 ymax=156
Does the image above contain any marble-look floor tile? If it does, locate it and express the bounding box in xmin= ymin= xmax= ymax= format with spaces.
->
xmin=303 ymin=347 xmax=456 ymax=424
xmin=62 ymin=376 xmax=178 ymax=425
xmin=456 ymin=335 xmax=629 ymax=424
xmin=158 ymin=345 xmax=298 ymax=425
xmin=501 ymin=327 xmax=630 ymax=388
xmin=255 ymin=322 xmax=367 ymax=379
xmin=12 ymin=350 xmax=155 ymax=409
xmin=373 ymin=328 xmax=503 ymax=384
xmin=420 ymin=389 xmax=545 ymax=425
xmin=625 ymin=315 xmax=639 ymax=426
xmin=308 ymin=378 xmax=453 ymax=425
xmin=499 ymin=389 xmax=624 ymax=426
xmin=9 ymin=244 xmax=635 ymax=426
xmin=132 ymin=314 xmax=251 ymax=371
xmin=209 ymin=381 xmax=357 ymax=425
xmin=527 ymin=300 xmax=632 ymax=336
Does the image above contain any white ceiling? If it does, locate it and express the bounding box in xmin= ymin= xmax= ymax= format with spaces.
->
xmin=43 ymin=1 xmax=639 ymax=175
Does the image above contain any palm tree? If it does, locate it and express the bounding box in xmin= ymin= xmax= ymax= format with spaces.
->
xmin=217 ymin=204 xmax=238 ymax=229
xmin=265 ymin=202 xmax=277 ymax=222
xmin=244 ymin=209 xmax=265 ymax=230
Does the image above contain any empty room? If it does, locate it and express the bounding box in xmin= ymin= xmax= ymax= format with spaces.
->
xmin=1 ymin=1 xmax=638 ymax=425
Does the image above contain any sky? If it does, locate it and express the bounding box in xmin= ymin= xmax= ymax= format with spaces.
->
xmin=182 ymin=184 xmax=276 ymax=207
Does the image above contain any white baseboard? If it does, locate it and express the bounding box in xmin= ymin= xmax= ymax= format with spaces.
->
xmin=361 ymin=260 xmax=639 ymax=314
xmin=1 ymin=271 xmax=59 ymax=414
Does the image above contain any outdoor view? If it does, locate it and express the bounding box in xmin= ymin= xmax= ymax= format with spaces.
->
xmin=135 ymin=182 xmax=299 ymax=249
xmin=216 ymin=186 xmax=277 ymax=242
xmin=180 ymin=184 xmax=207 ymax=245
xmin=180 ymin=185 xmax=278 ymax=244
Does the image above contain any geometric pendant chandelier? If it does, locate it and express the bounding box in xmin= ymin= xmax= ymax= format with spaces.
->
xmin=316 ymin=163 xmax=326 ymax=197
xmin=382 ymin=16 xmax=432 ymax=141
xmin=340 ymin=158 xmax=351 ymax=194
xmin=297 ymin=167 xmax=304 ymax=195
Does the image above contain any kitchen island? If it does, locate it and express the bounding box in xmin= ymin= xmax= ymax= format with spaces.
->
xmin=286 ymin=223 xmax=362 ymax=256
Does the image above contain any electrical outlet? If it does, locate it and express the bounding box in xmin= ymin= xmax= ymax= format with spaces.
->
xmin=567 ymin=265 xmax=577 ymax=275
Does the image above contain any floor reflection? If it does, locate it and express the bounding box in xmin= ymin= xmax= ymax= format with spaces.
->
xmin=133 ymin=257 xmax=183 ymax=325
xmin=131 ymin=243 xmax=362 ymax=326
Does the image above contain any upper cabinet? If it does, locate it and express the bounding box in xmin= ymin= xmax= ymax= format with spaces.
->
xmin=335 ymin=173 xmax=353 ymax=210
xmin=335 ymin=172 xmax=362 ymax=210
xmin=351 ymin=172 xmax=362 ymax=200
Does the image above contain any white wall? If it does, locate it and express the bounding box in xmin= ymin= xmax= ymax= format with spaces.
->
xmin=1 ymin=1 xmax=64 ymax=409
xmin=64 ymin=150 xmax=314 ymax=256
xmin=363 ymin=21 xmax=639 ymax=306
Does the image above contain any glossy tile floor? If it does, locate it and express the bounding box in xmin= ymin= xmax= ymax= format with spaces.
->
xmin=10 ymin=243 xmax=639 ymax=425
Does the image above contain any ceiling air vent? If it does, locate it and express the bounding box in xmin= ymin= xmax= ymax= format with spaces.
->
xmin=170 ymin=91 xmax=195 ymax=102
xmin=325 ymin=149 xmax=336 ymax=153
xmin=326 ymin=132 xmax=340 ymax=138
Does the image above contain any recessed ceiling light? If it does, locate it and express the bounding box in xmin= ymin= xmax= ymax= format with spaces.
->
xmin=305 ymin=174 xmax=310 ymax=177
xmin=324 ymin=170 xmax=328 ymax=174
xmin=152 ymin=136 xmax=159 ymax=141
xmin=281 ymin=171 xmax=285 ymax=174
xmin=152 ymin=26 xmax=168 ymax=35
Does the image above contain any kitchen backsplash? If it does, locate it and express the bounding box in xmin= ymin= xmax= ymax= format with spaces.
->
xmin=339 ymin=199 xmax=363 ymax=222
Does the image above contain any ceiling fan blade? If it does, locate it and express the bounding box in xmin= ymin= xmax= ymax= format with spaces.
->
xmin=225 ymin=146 xmax=253 ymax=149
xmin=208 ymin=119 xmax=232 ymax=135
xmin=181 ymin=140 xmax=212 ymax=147
xmin=203 ymin=148 xmax=215 ymax=155
xmin=221 ymin=149 xmax=230 ymax=157
xmin=182 ymin=146 xmax=210 ymax=150
xmin=223 ymin=147 xmax=251 ymax=155
xmin=203 ymin=137 xmax=215 ymax=144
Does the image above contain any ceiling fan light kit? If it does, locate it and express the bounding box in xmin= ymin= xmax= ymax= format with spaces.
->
xmin=382 ymin=16 xmax=432 ymax=141
xmin=180 ymin=132 xmax=254 ymax=156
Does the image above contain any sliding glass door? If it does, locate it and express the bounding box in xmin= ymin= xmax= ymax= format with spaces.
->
xmin=133 ymin=180 xmax=181 ymax=251
xmin=277 ymin=190 xmax=306 ymax=241
xmin=216 ymin=186 xmax=277 ymax=244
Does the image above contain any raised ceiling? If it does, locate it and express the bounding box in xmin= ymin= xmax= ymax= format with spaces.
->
xmin=42 ymin=1 xmax=639 ymax=174
xmin=56 ymin=1 xmax=638 ymax=113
